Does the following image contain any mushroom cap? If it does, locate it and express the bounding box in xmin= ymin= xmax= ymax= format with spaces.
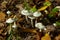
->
xmin=44 ymin=10 xmax=48 ymax=13
xmin=7 ymin=11 xmax=11 ymax=15
xmin=28 ymin=16 xmax=35 ymax=19
xmin=21 ymin=9 xmax=32 ymax=16
xmin=56 ymin=6 xmax=60 ymax=8
xmin=6 ymin=18 xmax=14 ymax=23
xmin=53 ymin=23 xmax=56 ymax=26
xmin=35 ymin=23 xmax=45 ymax=29
xmin=56 ymin=6 xmax=60 ymax=11
xmin=33 ymin=11 xmax=42 ymax=17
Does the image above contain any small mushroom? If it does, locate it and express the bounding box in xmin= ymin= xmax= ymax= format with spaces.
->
xmin=33 ymin=11 xmax=42 ymax=17
xmin=56 ymin=6 xmax=60 ymax=11
xmin=21 ymin=9 xmax=32 ymax=22
xmin=6 ymin=18 xmax=14 ymax=23
xmin=7 ymin=11 xmax=11 ymax=15
xmin=35 ymin=23 xmax=45 ymax=32
xmin=53 ymin=23 xmax=57 ymax=26
xmin=33 ymin=11 xmax=42 ymax=24
xmin=28 ymin=15 xmax=35 ymax=27
xmin=6 ymin=11 xmax=11 ymax=17
xmin=56 ymin=6 xmax=60 ymax=9
xmin=56 ymin=6 xmax=60 ymax=16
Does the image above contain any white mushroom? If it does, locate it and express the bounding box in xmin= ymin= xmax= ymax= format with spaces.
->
xmin=56 ymin=6 xmax=60 ymax=8
xmin=33 ymin=11 xmax=42 ymax=24
xmin=33 ymin=11 xmax=42 ymax=17
xmin=21 ymin=9 xmax=31 ymax=15
xmin=35 ymin=23 xmax=45 ymax=32
xmin=53 ymin=23 xmax=57 ymax=26
xmin=6 ymin=18 xmax=14 ymax=23
xmin=56 ymin=6 xmax=60 ymax=11
xmin=6 ymin=11 xmax=11 ymax=17
xmin=28 ymin=16 xmax=35 ymax=27
xmin=12 ymin=22 xmax=17 ymax=28
xmin=7 ymin=11 xmax=11 ymax=15
xmin=21 ymin=9 xmax=32 ymax=22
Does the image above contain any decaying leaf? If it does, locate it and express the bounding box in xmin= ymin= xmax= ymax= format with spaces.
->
xmin=0 ymin=29 xmax=3 ymax=34
xmin=55 ymin=35 xmax=60 ymax=40
xmin=0 ymin=12 xmax=6 ymax=22
xmin=20 ymin=27 xmax=37 ymax=33
xmin=41 ymin=33 xmax=51 ymax=40
xmin=1 ymin=1 xmax=7 ymax=8
xmin=0 ymin=23 xmax=4 ymax=28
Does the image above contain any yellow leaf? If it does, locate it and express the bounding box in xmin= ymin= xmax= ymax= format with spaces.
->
xmin=41 ymin=33 xmax=51 ymax=40
xmin=38 ymin=6 xmax=48 ymax=11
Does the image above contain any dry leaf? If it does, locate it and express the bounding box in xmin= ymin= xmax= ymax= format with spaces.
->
xmin=1 ymin=1 xmax=7 ymax=8
xmin=0 ymin=23 xmax=4 ymax=28
xmin=19 ymin=27 xmax=37 ymax=33
xmin=0 ymin=12 xmax=6 ymax=22
xmin=41 ymin=33 xmax=51 ymax=40
xmin=0 ymin=29 xmax=3 ymax=34
xmin=55 ymin=35 xmax=60 ymax=40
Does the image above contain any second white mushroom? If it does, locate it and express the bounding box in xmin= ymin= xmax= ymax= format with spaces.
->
xmin=28 ymin=15 xmax=35 ymax=27
xmin=33 ymin=11 xmax=42 ymax=24
xmin=35 ymin=23 xmax=46 ymax=32
xmin=21 ymin=9 xmax=32 ymax=22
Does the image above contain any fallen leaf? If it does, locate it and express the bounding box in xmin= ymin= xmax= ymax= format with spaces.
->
xmin=0 ymin=12 xmax=6 ymax=22
xmin=0 ymin=29 xmax=3 ymax=34
xmin=0 ymin=23 xmax=4 ymax=28
xmin=41 ymin=33 xmax=51 ymax=40
xmin=55 ymin=35 xmax=60 ymax=40
xmin=38 ymin=6 xmax=48 ymax=11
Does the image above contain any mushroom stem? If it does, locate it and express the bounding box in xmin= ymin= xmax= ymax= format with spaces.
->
xmin=25 ymin=16 xmax=28 ymax=22
xmin=31 ymin=19 xmax=33 ymax=27
xmin=8 ymin=24 xmax=12 ymax=34
xmin=8 ymin=15 xmax=10 ymax=17
xmin=35 ymin=18 xmax=37 ymax=24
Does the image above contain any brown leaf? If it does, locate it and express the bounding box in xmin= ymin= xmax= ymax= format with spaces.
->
xmin=1 ymin=1 xmax=7 ymax=8
xmin=55 ymin=35 xmax=60 ymax=40
xmin=0 ymin=29 xmax=3 ymax=34
xmin=0 ymin=12 xmax=6 ymax=22
xmin=0 ymin=23 xmax=4 ymax=28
